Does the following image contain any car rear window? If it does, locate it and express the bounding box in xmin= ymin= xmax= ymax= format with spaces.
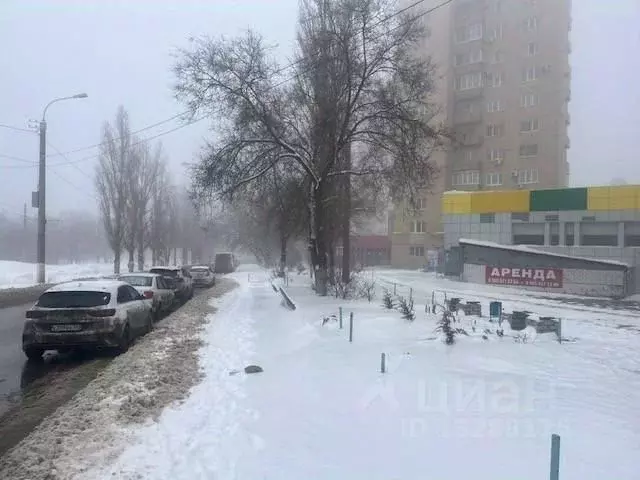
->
xmin=192 ymin=267 xmax=209 ymax=272
xmin=150 ymin=268 xmax=178 ymax=277
xmin=37 ymin=291 xmax=111 ymax=308
xmin=120 ymin=276 xmax=153 ymax=287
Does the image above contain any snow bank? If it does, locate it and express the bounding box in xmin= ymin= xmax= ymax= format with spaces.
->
xmin=0 ymin=261 xmax=117 ymax=290
xmin=0 ymin=279 xmax=238 ymax=480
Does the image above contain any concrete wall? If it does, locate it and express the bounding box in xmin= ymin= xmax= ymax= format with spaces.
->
xmin=460 ymin=243 xmax=629 ymax=298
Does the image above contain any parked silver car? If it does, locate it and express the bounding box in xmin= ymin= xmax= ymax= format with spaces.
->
xmin=119 ymin=273 xmax=176 ymax=320
xmin=149 ymin=266 xmax=194 ymax=303
xmin=22 ymin=280 xmax=153 ymax=360
xmin=190 ymin=265 xmax=216 ymax=288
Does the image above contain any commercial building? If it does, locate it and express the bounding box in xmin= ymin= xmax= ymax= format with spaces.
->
xmin=442 ymin=185 xmax=640 ymax=297
xmin=391 ymin=0 xmax=573 ymax=268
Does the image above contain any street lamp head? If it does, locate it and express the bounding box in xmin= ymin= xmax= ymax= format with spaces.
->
xmin=73 ymin=93 xmax=88 ymax=99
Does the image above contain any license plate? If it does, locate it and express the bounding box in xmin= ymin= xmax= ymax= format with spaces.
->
xmin=50 ymin=324 xmax=82 ymax=332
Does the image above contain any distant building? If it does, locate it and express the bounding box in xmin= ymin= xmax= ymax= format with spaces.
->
xmin=337 ymin=235 xmax=391 ymax=267
xmin=392 ymin=0 xmax=573 ymax=268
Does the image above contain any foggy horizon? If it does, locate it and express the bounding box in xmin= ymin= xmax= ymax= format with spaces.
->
xmin=1 ymin=0 xmax=639 ymax=220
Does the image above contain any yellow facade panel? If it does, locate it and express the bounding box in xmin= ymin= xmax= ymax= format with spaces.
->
xmin=588 ymin=185 xmax=640 ymax=211
xmin=443 ymin=193 xmax=472 ymax=214
xmin=609 ymin=185 xmax=640 ymax=210
xmin=469 ymin=191 xmax=529 ymax=213
xmin=587 ymin=186 xmax=611 ymax=211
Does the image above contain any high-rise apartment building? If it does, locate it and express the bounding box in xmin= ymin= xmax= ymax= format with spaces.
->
xmin=390 ymin=0 xmax=572 ymax=267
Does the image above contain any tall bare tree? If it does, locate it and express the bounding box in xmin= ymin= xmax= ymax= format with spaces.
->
xmin=175 ymin=0 xmax=446 ymax=294
xmin=95 ymin=106 xmax=133 ymax=274
xmin=123 ymin=141 xmax=162 ymax=271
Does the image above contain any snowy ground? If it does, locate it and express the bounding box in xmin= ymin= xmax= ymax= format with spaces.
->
xmin=67 ymin=267 xmax=640 ymax=480
xmin=0 ymin=260 xmax=117 ymax=289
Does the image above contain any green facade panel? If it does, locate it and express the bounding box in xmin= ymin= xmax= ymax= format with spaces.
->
xmin=529 ymin=188 xmax=588 ymax=212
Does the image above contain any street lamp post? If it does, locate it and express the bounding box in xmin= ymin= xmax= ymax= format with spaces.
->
xmin=36 ymin=93 xmax=88 ymax=284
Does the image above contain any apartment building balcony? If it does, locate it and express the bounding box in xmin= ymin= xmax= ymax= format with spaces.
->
xmin=454 ymin=87 xmax=484 ymax=101
xmin=453 ymin=111 xmax=483 ymax=126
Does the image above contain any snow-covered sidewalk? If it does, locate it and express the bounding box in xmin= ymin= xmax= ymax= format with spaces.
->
xmin=78 ymin=268 xmax=639 ymax=480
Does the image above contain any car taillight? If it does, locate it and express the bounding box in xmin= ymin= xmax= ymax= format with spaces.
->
xmin=89 ymin=309 xmax=116 ymax=317
xmin=143 ymin=291 xmax=154 ymax=299
xmin=26 ymin=310 xmax=46 ymax=319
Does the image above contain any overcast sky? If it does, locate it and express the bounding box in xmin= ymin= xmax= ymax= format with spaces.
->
xmin=1 ymin=0 xmax=639 ymax=221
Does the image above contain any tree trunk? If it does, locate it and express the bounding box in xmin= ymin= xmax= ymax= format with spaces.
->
xmin=127 ymin=249 xmax=135 ymax=272
xmin=279 ymin=235 xmax=287 ymax=277
xmin=113 ymin=249 xmax=121 ymax=274
xmin=328 ymin=241 xmax=335 ymax=285
xmin=151 ymin=249 xmax=157 ymax=266
xmin=341 ymin=144 xmax=352 ymax=284
xmin=310 ymin=182 xmax=328 ymax=296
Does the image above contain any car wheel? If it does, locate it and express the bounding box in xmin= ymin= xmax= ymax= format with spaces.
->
xmin=24 ymin=347 xmax=45 ymax=362
xmin=116 ymin=323 xmax=131 ymax=354
xmin=145 ymin=312 xmax=154 ymax=334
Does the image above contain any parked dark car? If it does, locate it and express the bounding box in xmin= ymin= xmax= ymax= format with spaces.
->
xmin=214 ymin=252 xmax=236 ymax=274
xmin=22 ymin=280 xmax=153 ymax=360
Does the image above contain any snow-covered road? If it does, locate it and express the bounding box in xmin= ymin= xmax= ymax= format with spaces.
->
xmin=85 ymin=268 xmax=640 ymax=480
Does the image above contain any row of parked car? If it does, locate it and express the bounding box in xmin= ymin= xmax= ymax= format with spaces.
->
xmin=21 ymin=257 xmax=235 ymax=361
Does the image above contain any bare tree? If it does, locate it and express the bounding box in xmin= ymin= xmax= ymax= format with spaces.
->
xmin=95 ymin=106 xmax=133 ymax=274
xmin=149 ymin=160 xmax=175 ymax=266
xmin=175 ymin=0 xmax=446 ymax=294
xmin=124 ymin=142 xmax=161 ymax=271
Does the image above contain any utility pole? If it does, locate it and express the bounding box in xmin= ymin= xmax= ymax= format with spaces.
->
xmin=35 ymin=93 xmax=88 ymax=284
xmin=23 ymin=202 xmax=27 ymax=262
xmin=36 ymin=120 xmax=47 ymax=283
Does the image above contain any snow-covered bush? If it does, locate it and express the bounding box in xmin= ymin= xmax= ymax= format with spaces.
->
xmin=435 ymin=309 xmax=456 ymax=345
xmin=356 ymin=278 xmax=376 ymax=302
xmin=382 ymin=289 xmax=394 ymax=309
xmin=397 ymin=296 xmax=415 ymax=321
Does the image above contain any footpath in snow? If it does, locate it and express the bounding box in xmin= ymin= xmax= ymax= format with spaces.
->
xmin=82 ymin=267 xmax=640 ymax=480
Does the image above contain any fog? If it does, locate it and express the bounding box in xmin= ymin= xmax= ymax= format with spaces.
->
xmin=0 ymin=0 xmax=639 ymax=236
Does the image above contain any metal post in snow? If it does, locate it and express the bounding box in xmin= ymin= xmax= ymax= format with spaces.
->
xmin=349 ymin=312 xmax=354 ymax=343
xmin=380 ymin=352 xmax=386 ymax=373
xmin=550 ymin=434 xmax=560 ymax=480
xmin=557 ymin=318 xmax=562 ymax=344
xmin=394 ymin=283 xmax=396 ymax=295
xmin=339 ymin=307 xmax=343 ymax=329
xmin=409 ymin=287 xmax=413 ymax=301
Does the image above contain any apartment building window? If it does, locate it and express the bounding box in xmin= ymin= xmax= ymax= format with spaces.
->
xmin=463 ymin=149 xmax=474 ymax=162
xmin=485 ymin=172 xmax=503 ymax=186
xmin=519 ymin=144 xmax=538 ymax=157
xmin=486 ymin=124 xmax=504 ymax=137
xmin=493 ymin=50 xmax=504 ymax=64
xmin=486 ymin=100 xmax=503 ymax=113
xmin=485 ymin=72 xmax=503 ymax=87
xmin=524 ymin=16 xmax=538 ymax=32
xmin=527 ymin=42 xmax=539 ymax=56
xmin=414 ymin=197 xmax=427 ymax=210
xmin=409 ymin=246 xmax=425 ymax=257
xmin=520 ymin=92 xmax=538 ymax=107
xmin=487 ymin=23 xmax=503 ymax=41
xmin=455 ymin=23 xmax=483 ymax=44
xmin=455 ymin=72 xmax=483 ymax=91
xmin=410 ymin=221 xmax=426 ymax=233
xmin=452 ymin=170 xmax=480 ymax=186
xmin=522 ymin=66 xmax=539 ymax=82
xmin=454 ymin=49 xmax=483 ymax=66
xmin=487 ymin=148 xmax=505 ymax=164
xmin=520 ymin=118 xmax=540 ymax=132
xmin=517 ymin=168 xmax=539 ymax=184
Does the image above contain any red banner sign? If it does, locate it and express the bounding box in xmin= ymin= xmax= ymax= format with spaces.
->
xmin=485 ymin=266 xmax=563 ymax=288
